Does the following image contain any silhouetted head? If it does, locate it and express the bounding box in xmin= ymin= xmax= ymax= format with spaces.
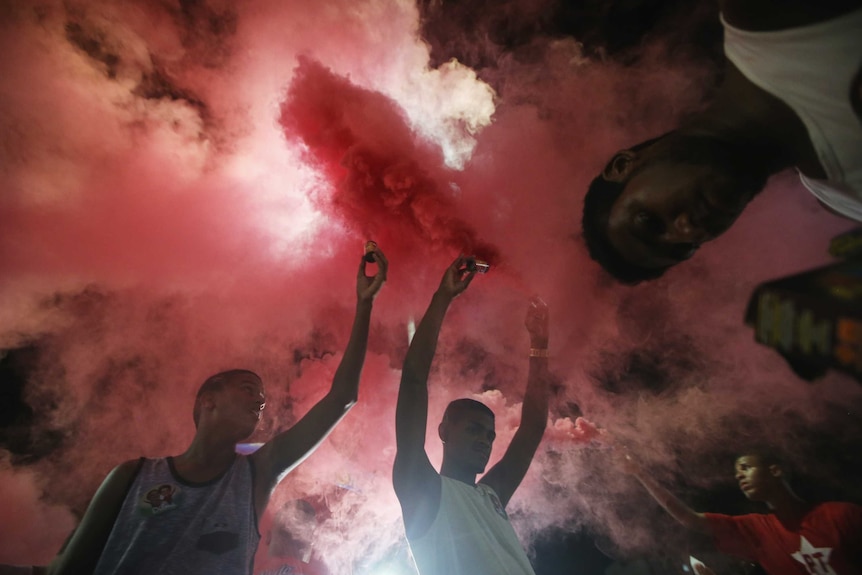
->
xmin=734 ymin=449 xmax=792 ymax=503
xmin=583 ymin=132 xmax=767 ymax=283
xmin=193 ymin=369 xmax=265 ymax=440
xmin=438 ymin=399 xmax=496 ymax=475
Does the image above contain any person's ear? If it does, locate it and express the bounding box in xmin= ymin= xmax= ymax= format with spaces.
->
xmin=602 ymin=150 xmax=638 ymax=182
xmin=768 ymin=464 xmax=782 ymax=478
xmin=202 ymin=390 xmax=218 ymax=412
xmin=438 ymin=422 xmax=447 ymax=443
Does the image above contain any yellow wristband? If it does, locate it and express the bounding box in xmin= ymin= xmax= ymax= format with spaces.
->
xmin=529 ymin=348 xmax=549 ymax=358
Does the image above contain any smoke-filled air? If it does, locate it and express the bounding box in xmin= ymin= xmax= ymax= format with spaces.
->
xmin=1 ymin=0 xmax=859 ymax=573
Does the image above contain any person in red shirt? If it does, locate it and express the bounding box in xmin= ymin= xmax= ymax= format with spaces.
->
xmin=621 ymin=449 xmax=862 ymax=575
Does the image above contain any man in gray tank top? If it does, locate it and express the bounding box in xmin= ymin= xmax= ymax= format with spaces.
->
xmin=47 ymin=246 xmax=389 ymax=575
xmin=393 ymin=256 xmax=553 ymax=575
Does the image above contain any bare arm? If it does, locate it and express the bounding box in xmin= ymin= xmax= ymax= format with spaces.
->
xmin=480 ymin=298 xmax=551 ymax=507
xmin=621 ymin=454 xmax=710 ymax=534
xmin=251 ymin=249 xmax=388 ymax=511
xmin=47 ymin=459 xmax=142 ymax=575
xmin=393 ymin=256 xmax=475 ymax=537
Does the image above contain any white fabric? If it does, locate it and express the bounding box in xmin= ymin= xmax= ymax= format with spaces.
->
xmin=799 ymin=171 xmax=862 ymax=221
xmin=408 ymin=477 xmax=536 ymax=575
xmin=722 ymin=9 xmax=862 ymax=222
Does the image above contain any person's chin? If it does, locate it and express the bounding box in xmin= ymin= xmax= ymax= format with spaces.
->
xmin=703 ymin=198 xmax=746 ymax=233
xmin=706 ymin=183 xmax=750 ymax=210
xmin=237 ymin=426 xmax=257 ymax=442
xmin=701 ymin=217 xmax=736 ymax=240
xmin=741 ymin=489 xmax=762 ymax=502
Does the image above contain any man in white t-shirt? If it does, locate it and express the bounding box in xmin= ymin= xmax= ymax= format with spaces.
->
xmin=581 ymin=0 xmax=862 ymax=284
xmin=392 ymin=256 xmax=553 ymax=575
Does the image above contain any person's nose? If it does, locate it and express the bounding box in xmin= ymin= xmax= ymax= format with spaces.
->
xmin=670 ymin=212 xmax=708 ymax=243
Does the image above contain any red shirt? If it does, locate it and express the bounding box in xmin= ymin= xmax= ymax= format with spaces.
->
xmin=705 ymin=502 xmax=862 ymax=575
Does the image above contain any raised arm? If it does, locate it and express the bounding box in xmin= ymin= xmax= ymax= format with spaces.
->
xmin=480 ymin=297 xmax=551 ymax=507
xmin=392 ymin=256 xmax=475 ymax=535
xmin=620 ymin=454 xmax=710 ymax=534
xmin=251 ymin=248 xmax=388 ymax=510
xmin=47 ymin=459 xmax=142 ymax=575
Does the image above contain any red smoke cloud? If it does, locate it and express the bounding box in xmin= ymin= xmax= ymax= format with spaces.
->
xmin=280 ymin=57 xmax=500 ymax=265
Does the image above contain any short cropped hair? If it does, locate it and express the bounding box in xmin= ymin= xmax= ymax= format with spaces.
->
xmin=736 ymin=446 xmax=794 ymax=482
xmin=737 ymin=447 xmax=785 ymax=469
xmin=582 ymin=135 xmax=670 ymax=285
xmin=193 ymin=369 xmax=261 ymax=428
xmin=442 ymin=398 xmax=495 ymax=425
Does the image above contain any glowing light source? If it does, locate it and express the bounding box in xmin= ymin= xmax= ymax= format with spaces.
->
xmin=407 ymin=318 xmax=416 ymax=344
